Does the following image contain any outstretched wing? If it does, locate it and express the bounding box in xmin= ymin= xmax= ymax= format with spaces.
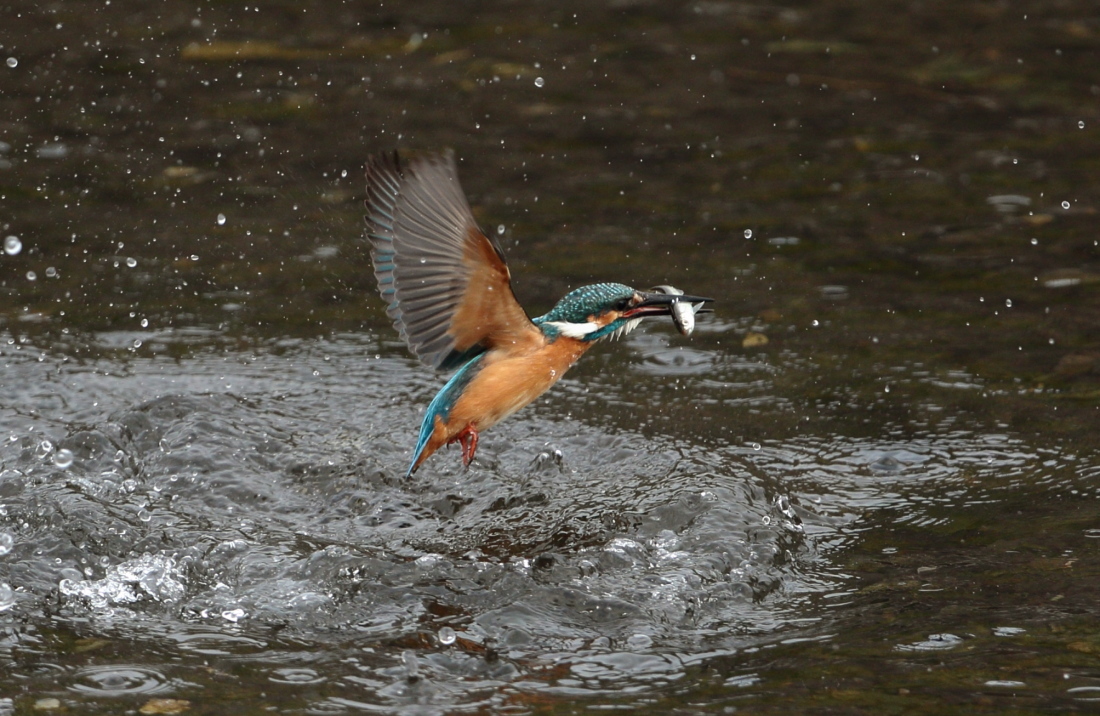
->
xmin=365 ymin=150 xmax=540 ymax=370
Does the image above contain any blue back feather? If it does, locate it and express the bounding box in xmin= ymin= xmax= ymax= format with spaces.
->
xmin=406 ymin=353 xmax=486 ymax=477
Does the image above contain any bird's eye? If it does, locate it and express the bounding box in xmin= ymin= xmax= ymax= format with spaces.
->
xmin=614 ymin=297 xmax=633 ymax=312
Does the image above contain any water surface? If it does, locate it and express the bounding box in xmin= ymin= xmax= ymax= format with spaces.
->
xmin=1 ymin=0 xmax=1099 ymax=713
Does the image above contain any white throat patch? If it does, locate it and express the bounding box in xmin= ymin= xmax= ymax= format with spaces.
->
xmin=544 ymin=320 xmax=599 ymax=339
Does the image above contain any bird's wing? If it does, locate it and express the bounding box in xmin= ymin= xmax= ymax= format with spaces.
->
xmin=366 ymin=150 xmax=540 ymax=370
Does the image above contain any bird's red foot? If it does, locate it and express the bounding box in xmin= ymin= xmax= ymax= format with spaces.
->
xmin=448 ymin=423 xmax=479 ymax=468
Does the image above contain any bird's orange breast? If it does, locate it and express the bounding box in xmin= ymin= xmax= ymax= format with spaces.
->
xmin=445 ymin=336 xmax=590 ymax=433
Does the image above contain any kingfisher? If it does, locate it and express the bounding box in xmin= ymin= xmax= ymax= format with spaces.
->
xmin=365 ymin=150 xmax=713 ymax=477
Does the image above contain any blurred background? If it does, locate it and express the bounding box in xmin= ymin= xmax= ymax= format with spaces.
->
xmin=1 ymin=0 xmax=1099 ymax=713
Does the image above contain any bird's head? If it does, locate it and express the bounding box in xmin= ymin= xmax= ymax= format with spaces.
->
xmin=534 ymin=282 xmax=713 ymax=342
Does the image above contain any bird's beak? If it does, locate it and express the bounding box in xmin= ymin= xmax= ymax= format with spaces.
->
xmin=623 ymin=291 xmax=714 ymax=318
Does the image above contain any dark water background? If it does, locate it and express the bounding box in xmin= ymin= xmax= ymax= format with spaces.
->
xmin=1 ymin=0 xmax=1099 ymax=713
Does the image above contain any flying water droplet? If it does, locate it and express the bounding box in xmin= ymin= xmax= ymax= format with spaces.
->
xmin=3 ymin=236 xmax=21 ymax=255
xmin=743 ymin=229 xmax=753 ymax=239
xmin=1005 ymin=299 xmax=1013 ymax=307
xmin=438 ymin=626 xmax=456 ymax=645
xmin=126 ymin=257 xmax=137 ymax=268
xmin=140 ymin=318 xmax=148 ymax=328
xmin=1080 ymin=121 xmax=1086 ymax=129
xmin=1061 ymin=200 xmax=1071 ymax=210
xmin=496 ymin=224 xmax=505 ymax=235
xmin=403 ymin=651 xmax=420 ymax=681
xmin=0 ymin=583 xmax=13 ymax=611
xmin=216 ymin=213 xmax=226 ymax=225
xmin=221 ymin=608 xmax=246 ymax=623
xmin=53 ymin=449 xmax=74 ymax=469
xmin=534 ymin=76 xmax=545 ymax=87
xmin=0 ymin=533 xmax=13 ymax=556
xmin=5 ymin=58 xmax=17 ymax=69
xmin=45 ymin=266 xmax=57 ymax=277
xmin=1030 ymin=238 xmax=1038 ymax=245
xmin=35 ymin=440 xmax=53 ymax=459
xmin=25 ymin=271 xmax=36 ymax=281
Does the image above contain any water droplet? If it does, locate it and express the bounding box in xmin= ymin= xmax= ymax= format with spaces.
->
xmin=496 ymin=224 xmax=505 ymax=235
xmin=403 ymin=650 xmax=419 ymax=680
xmin=1079 ymin=120 xmax=1086 ymax=129
xmin=751 ymin=442 xmax=761 ymax=450
xmin=216 ymin=213 xmax=226 ymax=225
xmin=1061 ymin=200 xmax=1071 ymax=210
xmin=25 ymin=271 xmax=36 ymax=281
xmin=1005 ymin=298 xmax=1013 ymax=307
xmin=140 ymin=318 xmax=148 ymax=328
xmin=534 ymin=76 xmax=545 ymax=88
xmin=35 ymin=440 xmax=53 ymax=459
xmin=45 ymin=266 xmax=57 ymax=277
xmin=53 ymin=449 xmax=74 ymax=469
xmin=761 ymin=515 xmax=772 ymax=525
xmin=0 ymin=533 xmax=13 ymax=556
xmin=133 ymin=339 xmax=142 ymax=348
xmin=126 ymin=257 xmax=137 ymax=268
xmin=1030 ymin=237 xmax=1038 ymax=245
xmin=221 ymin=608 xmax=246 ymax=623
xmin=438 ymin=626 xmax=456 ymax=645
xmin=626 ymin=633 xmax=653 ymax=649
xmin=811 ymin=319 xmax=820 ymax=327
xmin=743 ymin=229 xmax=753 ymax=239
xmin=137 ymin=509 xmax=151 ymax=523
xmin=5 ymin=58 xmax=17 ymax=69
xmin=3 ymin=236 xmax=21 ymax=255
xmin=0 ymin=583 xmax=13 ymax=611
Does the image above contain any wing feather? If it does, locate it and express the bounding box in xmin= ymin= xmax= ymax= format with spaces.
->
xmin=365 ymin=150 xmax=541 ymax=370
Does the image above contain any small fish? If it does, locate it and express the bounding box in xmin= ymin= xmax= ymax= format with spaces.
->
xmin=650 ymin=285 xmax=705 ymax=336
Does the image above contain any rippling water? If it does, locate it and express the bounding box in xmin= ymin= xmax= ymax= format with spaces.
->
xmin=2 ymin=323 xmax=1096 ymax=711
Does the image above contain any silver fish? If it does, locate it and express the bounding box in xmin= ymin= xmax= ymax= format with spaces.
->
xmin=650 ymin=284 xmax=703 ymax=336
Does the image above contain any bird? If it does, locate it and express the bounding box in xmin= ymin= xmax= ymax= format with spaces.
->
xmin=365 ymin=150 xmax=713 ymax=477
